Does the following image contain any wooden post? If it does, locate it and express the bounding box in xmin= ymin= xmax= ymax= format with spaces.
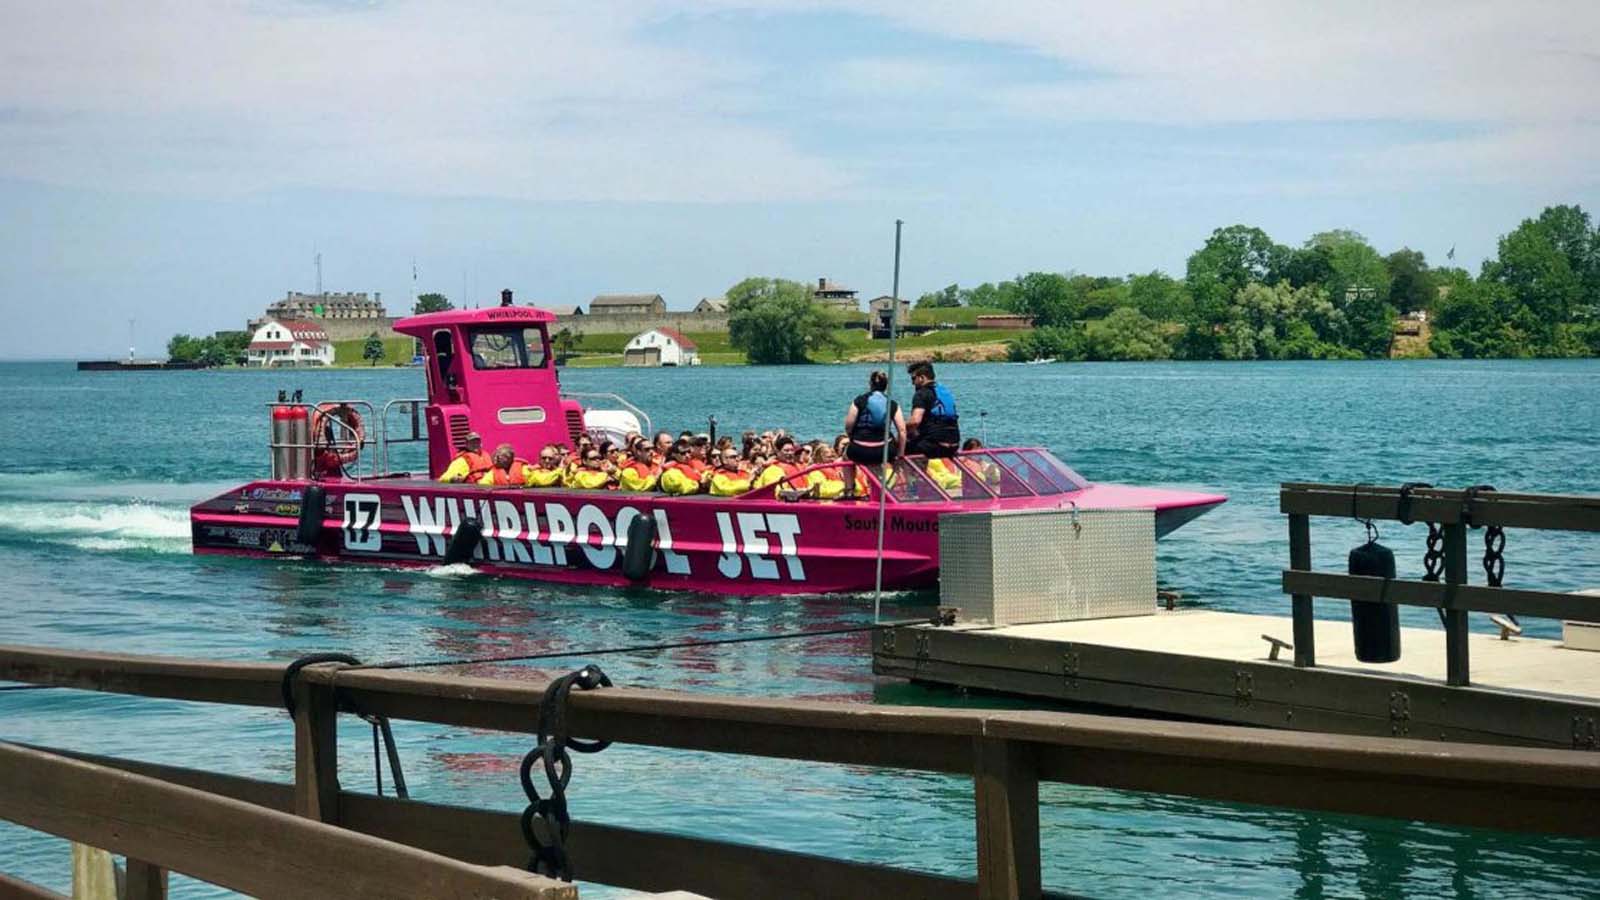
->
xmin=1443 ymin=523 xmax=1470 ymax=686
xmin=122 ymin=859 xmax=167 ymax=900
xmin=293 ymin=674 xmax=341 ymax=823
xmin=973 ymin=737 xmax=1040 ymax=900
xmin=70 ymin=844 xmax=116 ymax=900
xmin=1288 ymin=513 xmax=1315 ymax=668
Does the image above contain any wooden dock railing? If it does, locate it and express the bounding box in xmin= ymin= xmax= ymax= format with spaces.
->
xmin=1281 ymin=482 xmax=1600 ymax=685
xmin=5 ymin=643 xmax=1600 ymax=899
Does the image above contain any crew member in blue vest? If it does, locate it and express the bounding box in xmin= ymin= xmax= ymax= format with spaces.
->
xmin=905 ymin=362 xmax=960 ymax=458
xmin=842 ymin=369 xmax=906 ymax=466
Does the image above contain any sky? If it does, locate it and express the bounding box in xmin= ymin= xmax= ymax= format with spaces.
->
xmin=1 ymin=1 xmax=1597 ymax=358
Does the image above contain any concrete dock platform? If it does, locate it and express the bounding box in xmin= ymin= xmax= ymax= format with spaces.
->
xmin=873 ymin=609 xmax=1600 ymax=750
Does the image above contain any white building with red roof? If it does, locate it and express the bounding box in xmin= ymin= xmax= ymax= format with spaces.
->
xmin=246 ymin=319 xmax=334 ymax=367
xmin=622 ymin=327 xmax=699 ymax=367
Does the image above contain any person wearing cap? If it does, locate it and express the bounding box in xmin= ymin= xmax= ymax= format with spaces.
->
xmin=478 ymin=443 xmax=535 ymax=487
xmin=525 ymin=443 xmax=566 ymax=487
xmin=438 ymin=432 xmax=493 ymax=483
xmin=687 ymin=433 xmax=713 ymax=480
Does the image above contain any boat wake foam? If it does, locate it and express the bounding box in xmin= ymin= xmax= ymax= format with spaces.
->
xmin=426 ymin=562 xmax=481 ymax=579
xmin=0 ymin=499 xmax=192 ymax=554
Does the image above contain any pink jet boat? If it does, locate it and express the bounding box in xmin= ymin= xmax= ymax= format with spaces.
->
xmin=191 ymin=300 xmax=1225 ymax=595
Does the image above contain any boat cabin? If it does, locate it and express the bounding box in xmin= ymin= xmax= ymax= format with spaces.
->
xmin=393 ymin=297 xmax=584 ymax=476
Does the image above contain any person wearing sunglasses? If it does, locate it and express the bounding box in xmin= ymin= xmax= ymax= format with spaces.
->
xmin=564 ymin=447 xmax=616 ymax=490
xmin=618 ymin=439 xmax=660 ymax=491
xmin=708 ymin=448 xmax=753 ymax=496
xmin=658 ymin=441 xmax=706 ymax=495
xmin=524 ymin=443 xmax=566 ymax=487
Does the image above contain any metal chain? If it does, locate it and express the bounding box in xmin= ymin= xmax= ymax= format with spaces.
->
xmin=520 ymin=665 xmax=613 ymax=882
xmin=1461 ymin=484 xmax=1507 ymax=588
xmin=280 ymin=653 xmax=409 ymax=800
xmin=1422 ymin=524 xmax=1445 ymax=582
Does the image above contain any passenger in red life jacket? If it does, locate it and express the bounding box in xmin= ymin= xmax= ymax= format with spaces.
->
xmin=753 ymin=436 xmax=817 ymax=498
xmin=478 ymin=443 xmax=534 ymax=487
xmin=439 ymin=432 xmax=494 ymax=483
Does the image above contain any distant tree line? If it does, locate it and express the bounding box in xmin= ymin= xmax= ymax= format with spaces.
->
xmin=914 ymin=204 xmax=1600 ymax=361
xmin=167 ymin=331 xmax=250 ymax=367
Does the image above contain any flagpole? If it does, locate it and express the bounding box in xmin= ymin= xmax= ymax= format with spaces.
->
xmin=873 ymin=219 xmax=903 ymax=624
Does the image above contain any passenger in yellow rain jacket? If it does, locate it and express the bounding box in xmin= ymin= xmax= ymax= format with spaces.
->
xmin=924 ymin=456 xmax=965 ymax=495
xmin=477 ymin=443 xmax=535 ymax=487
xmin=617 ymin=442 xmax=660 ymax=492
xmin=524 ymin=444 xmax=566 ymax=487
xmin=658 ymin=442 xmax=705 ymax=495
xmin=754 ymin=437 xmax=816 ymax=499
xmin=807 ymin=443 xmax=850 ymax=499
xmin=565 ymin=448 xmax=616 ymax=490
xmin=708 ymin=450 xmax=754 ymax=496
xmin=438 ymin=432 xmax=493 ymax=483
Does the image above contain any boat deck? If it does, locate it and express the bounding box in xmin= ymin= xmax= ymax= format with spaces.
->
xmin=874 ymin=609 xmax=1600 ymax=749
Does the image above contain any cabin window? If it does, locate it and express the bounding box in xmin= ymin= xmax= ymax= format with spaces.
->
xmin=469 ymin=327 xmax=549 ymax=370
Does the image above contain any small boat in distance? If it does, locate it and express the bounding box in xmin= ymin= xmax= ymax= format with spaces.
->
xmin=190 ymin=296 xmax=1225 ymax=595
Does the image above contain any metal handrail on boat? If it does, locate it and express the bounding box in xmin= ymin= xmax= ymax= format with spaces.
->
xmin=562 ymin=391 xmax=653 ymax=437
xmin=266 ymin=400 xmax=377 ymax=481
xmin=378 ymin=397 xmax=430 ymax=476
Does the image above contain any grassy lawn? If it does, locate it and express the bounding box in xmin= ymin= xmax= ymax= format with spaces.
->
xmin=333 ymin=337 xmax=416 ymax=366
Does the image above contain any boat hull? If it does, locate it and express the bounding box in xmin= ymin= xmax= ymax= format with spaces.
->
xmin=191 ymin=478 xmax=1225 ymax=596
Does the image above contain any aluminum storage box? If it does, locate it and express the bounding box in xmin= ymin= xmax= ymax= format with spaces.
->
xmin=939 ymin=506 xmax=1156 ymax=626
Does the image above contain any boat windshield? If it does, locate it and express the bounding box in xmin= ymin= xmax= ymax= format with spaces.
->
xmin=468 ymin=326 xmax=548 ymax=370
xmin=946 ymin=449 xmax=1087 ymax=499
xmin=875 ymin=459 xmax=948 ymax=502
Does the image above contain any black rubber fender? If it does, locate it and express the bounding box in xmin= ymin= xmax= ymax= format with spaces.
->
xmin=444 ymin=517 xmax=484 ymax=565
xmin=296 ymin=484 xmax=326 ymax=548
xmin=622 ymin=512 xmax=657 ymax=582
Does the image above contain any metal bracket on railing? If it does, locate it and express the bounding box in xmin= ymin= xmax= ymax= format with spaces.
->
xmin=1232 ymin=671 xmax=1254 ymax=705
xmin=1572 ymin=716 xmax=1598 ymax=751
xmin=1389 ymin=691 xmax=1412 ymax=737
xmin=1062 ymin=650 xmax=1080 ymax=690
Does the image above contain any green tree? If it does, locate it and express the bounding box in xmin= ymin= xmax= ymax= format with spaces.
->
xmin=1385 ymin=248 xmax=1435 ymax=314
xmin=1087 ymin=307 xmax=1170 ymax=360
xmin=362 ymin=333 xmax=385 ymax=366
xmin=1185 ymin=225 xmax=1287 ymax=317
xmin=1219 ymin=282 xmax=1352 ymax=360
xmin=916 ymin=284 xmax=963 ymax=308
xmin=166 ymin=334 xmax=203 ymax=362
xmin=1006 ymin=325 xmax=1085 ymax=362
xmin=1430 ymin=280 xmax=1520 ymax=358
xmin=1127 ymin=271 xmax=1190 ymax=321
xmin=726 ymin=277 xmax=842 ymax=364
xmin=1279 ymin=244 xmax=1334 ymax=290
xmin=551 ymin=327 xmax=576 ymax=364
xmin=1533 ymin=205 xmax=1597 ymax=294
xmin=1009 ymin=272 xmax=1075 ymax=327
xmin=413 ymin=292 xmax=453 ymax=314
xmin=1483 ymin=214 xmax=1583 ymax=348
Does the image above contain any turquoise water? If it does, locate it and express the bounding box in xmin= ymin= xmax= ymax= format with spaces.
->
xmin=1 ymin=359 xmax=1598 ymax=898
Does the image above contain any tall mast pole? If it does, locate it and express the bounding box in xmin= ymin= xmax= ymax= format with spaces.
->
xmin=873 ymin=219 xmax=903 ymax=624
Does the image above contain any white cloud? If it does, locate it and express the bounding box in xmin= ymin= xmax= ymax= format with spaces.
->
xmin=0 ymin=1 xmax=851 ymax=201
